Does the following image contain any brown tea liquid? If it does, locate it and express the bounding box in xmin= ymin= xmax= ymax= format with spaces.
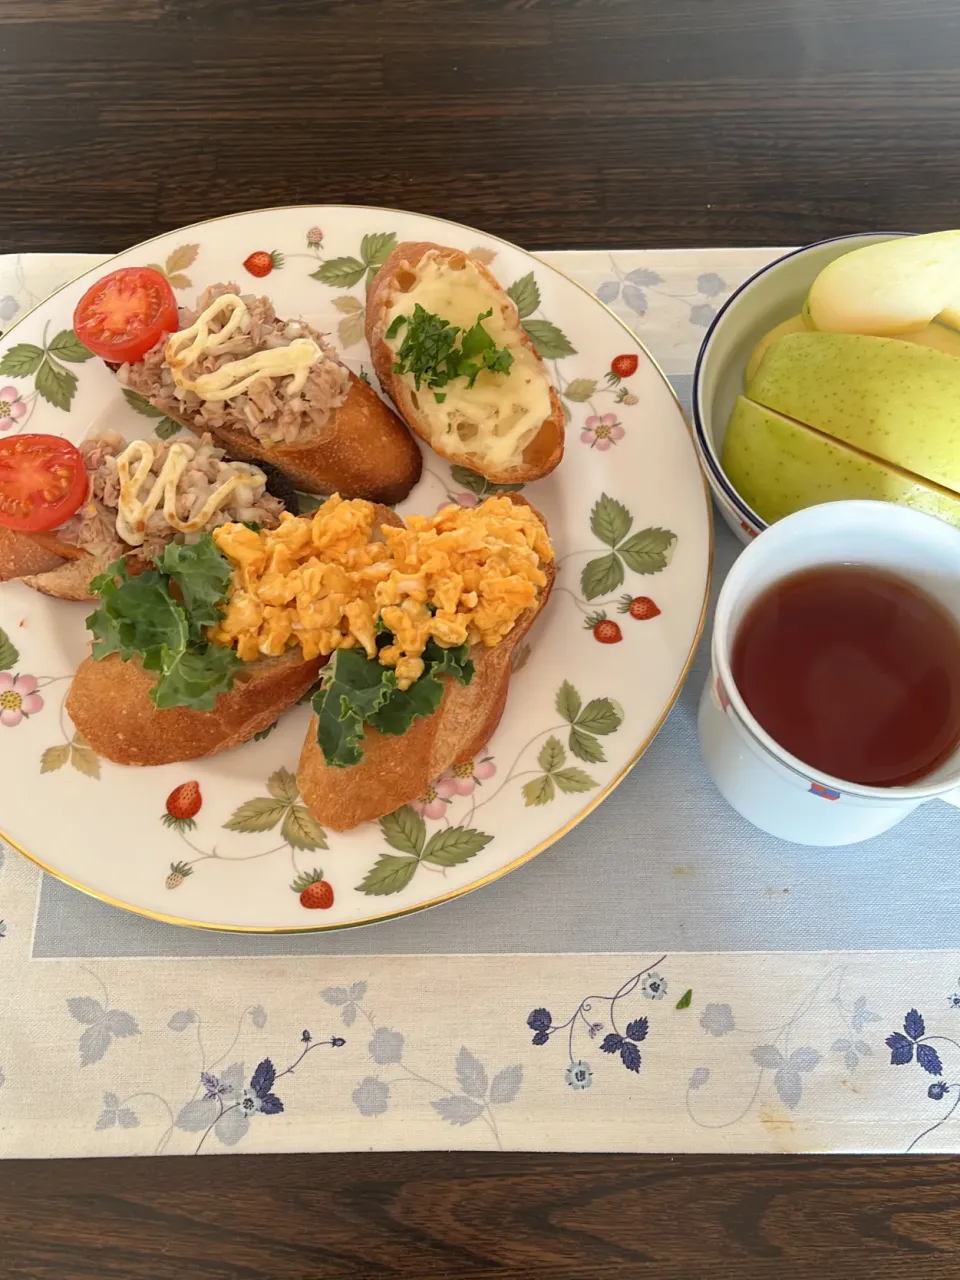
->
xmin=731 ymin=564 xmax=960 ymax=787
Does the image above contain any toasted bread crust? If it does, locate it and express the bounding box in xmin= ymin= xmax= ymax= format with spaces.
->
xmin=66 ymin=649 xmax=323 ymax=766
xmin=62 ymin=504 xmax=402 ymax=765
xmin=0 ymin=527 xmax=128 ymax=602
xmin=366 ymin=241 xmax=565 ymax=485
xmin=0 ymin=527 xmax=67 ymax=582
xmin=144 ymin=370 xmax=423 ymax=504
xmin=296 ymin=544 xmax=555 ymax=832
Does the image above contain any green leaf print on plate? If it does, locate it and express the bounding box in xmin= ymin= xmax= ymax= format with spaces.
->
xmin=449 ymin=465 xmax=524 ymax=498
xmin=310 ymin=230 xmax=397 ymax=290
xmin=146 ymin=244 xmax=199 ymax=291
xmin=357 ymin=805 xmax=492 ymax=896
xmin=122 ymin=388 xmax=182 ymax=439
xmin=581 ymin=494 xmax=677 ymax=602
xmin=0 ymin=627 xmax=19 ymax=671
xmin=0 ymin=327 xmax=93 ymax=412
xmin=223 ymin=768 xmax=327 ymax=851
xmin=504 ymin=271 xmax=576 ymax=358
xmin=506 ymin=272 xmax=540 ymax=320
xmin=522 ymin=318 xmax=576 ymax=360
xmin=522 ymin=735 xmax=598 ymax=807
xmin=563 ymin=377 xmax=598 ymax=403
xmin=555 ymin=680 xmax=624 ymax=766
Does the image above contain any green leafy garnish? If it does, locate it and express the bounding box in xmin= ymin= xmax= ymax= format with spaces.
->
xmin=312 ymin=637 xmax=474 ymax=767
xmin=388 ymin=304 xmax=514 ymax=401
xmin=86 ymin=535 xmax=241 ymax=711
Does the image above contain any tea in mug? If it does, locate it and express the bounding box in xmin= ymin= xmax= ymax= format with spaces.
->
xmin=731 ymin=564 xmax=960 ymax=787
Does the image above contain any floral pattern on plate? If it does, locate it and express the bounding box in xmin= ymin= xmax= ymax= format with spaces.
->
xmin=0 ymin=205 xmax=710 ymax=930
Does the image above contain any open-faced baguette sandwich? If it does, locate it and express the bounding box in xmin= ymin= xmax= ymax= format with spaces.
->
xmin=201 ymin=490 xmax=554 ymax=829
xmin=72 ymin=268 xmax=422 ymax=504
xmin=66 ymin=500 xmax=403 ymax=766
xmin=366 ymin=242 xmax=565 ymax=485
xmin=0 ymin=429 xmax=291 ymax=602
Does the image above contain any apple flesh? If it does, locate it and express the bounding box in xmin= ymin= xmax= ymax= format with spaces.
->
xmin=721 ymin=396 xmax=960 ymax=529
xmin=747 ymin=332 xmax=960 ymax=493
xmin=806 ymin=230 xmax=960 ymax=335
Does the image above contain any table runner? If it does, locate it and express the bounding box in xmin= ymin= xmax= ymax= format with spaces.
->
xmin=2 ymin=247 xmax=958 ymax=1157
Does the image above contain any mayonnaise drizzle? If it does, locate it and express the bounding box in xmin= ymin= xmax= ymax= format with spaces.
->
xmin=115 ymin=439 xmax=254 ymax=547
xmin=165 ymin=292 xmax=321 ymax=402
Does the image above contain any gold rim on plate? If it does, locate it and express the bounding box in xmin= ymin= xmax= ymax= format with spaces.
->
xmin=0 ymin=204 xmax=714 ymax=932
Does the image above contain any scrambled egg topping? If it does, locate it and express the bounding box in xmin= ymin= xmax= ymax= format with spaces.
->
xmin=211 ymin=494 xmax=553 ymax=689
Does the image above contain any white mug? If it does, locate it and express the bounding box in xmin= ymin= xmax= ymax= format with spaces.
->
xmin=698 ymin=500 xmax=960 ymax=846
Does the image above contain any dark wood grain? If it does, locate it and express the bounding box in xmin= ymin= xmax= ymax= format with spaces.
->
xmin=4 ymin=1153 xmax=960 ymax=1279
xmin=2 ymin=2 xmax=958 ymax=1274
xmin=1 ymin=0 xmax=959 ymax=252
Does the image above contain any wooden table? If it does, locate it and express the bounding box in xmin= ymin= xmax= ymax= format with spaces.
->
xmin=3 ymin=1 xmax=960 ymax=1276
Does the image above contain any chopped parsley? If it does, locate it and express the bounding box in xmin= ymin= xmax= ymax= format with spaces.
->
xmin=387 ymin=304 xmax=514 ymax=402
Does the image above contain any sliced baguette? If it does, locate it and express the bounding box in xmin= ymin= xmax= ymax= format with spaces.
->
xmin=0 ymin=526 xmax=126 ymax=602
xmin=296 ymin=550 xmax=555 ymax=832
xmin=63 ymin=503 xmax=402 ymax=765
xmin=66 ymin=648 xmax=323 ymax=766
xmin=366 ymin=241 xmax=565 ymax=485
xmin=182 ymin=371 xmax=422 ymax=505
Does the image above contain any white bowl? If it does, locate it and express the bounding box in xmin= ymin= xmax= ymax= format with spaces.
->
xmin=692 ymin=232 xmax=908 ymax=545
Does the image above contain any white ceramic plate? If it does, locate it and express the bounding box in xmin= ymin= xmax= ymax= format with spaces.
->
xmin=0 ymin=206 xmax=711 ymax=931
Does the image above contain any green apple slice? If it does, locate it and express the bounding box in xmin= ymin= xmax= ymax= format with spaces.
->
xmin=807 ymin=230 xmax=960 ymax=335
xmin=721 ymin=396 xmax=960 ymax=529
xmin=747 ymin=332 xmax=960 ymax=492
xmin=744 ymin=315 xmax=808 ymax=384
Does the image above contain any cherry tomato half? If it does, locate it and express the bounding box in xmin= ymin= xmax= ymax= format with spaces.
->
xmin=0 ymin=434 xmax=88 ymax=533
xmin=73 ymin=266 xmax=179 ymax=365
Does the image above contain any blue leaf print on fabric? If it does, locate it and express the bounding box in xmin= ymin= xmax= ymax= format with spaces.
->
xmin=215 ymin=1107 xmax=249 ymax=1146
xmin=95 ymin=1092 xmax=139 ymax=1131
xmin=622 ymin=285 xmax=648 ymax=316
xmin=700 ymin=1003 xmax=735 ymax=1037
xmin=595 ymin=281 xmax=620 ymax=304
xmin=600 ymin=1033 xmax=623 ymax=1055
xmin=68 ymin=992 xmax=140 ymax=1066
xmin=850 ymin=996 xmax=882 ymax=1032
xmin=690 ymin=303 xmax=717 ymax=328
xmin=456 ymin=1047 xmax=488 ymax=1099
xmin=432 ymin=1096 xmax=484 ymax=1126
xmin=620 ymin=1041 xmax=641 ymax=1073
xmin=489 ymin=1065 xmax=523 ymax=1106
xmin=369 ymin=1028 xmax=404 ymax=1065
xmin=353 ymin=1077 xmax=390 ymax=1116
xmin=905 ymin=1009 xmax=926 ymax=1041
xmin=917 ymin=1044 xmax=944 ymax=1077
xmin=249 ymin=1058 xmax=276 ymax=1099
xmin=886 ymin=1032 xmax=914 ymax=1065
xmin=626 ymin=267 xmax=663 ymax=287
xmin=696 ymin=272 xmax=725 ymax=297
xmin=625 ymin=1017 xmax=649 ymax=1043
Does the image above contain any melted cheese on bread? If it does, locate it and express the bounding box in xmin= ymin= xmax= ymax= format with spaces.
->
xmin=382 ymin=253 xmax=553 ymax=468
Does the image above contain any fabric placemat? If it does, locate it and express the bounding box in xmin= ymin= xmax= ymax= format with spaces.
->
xmin=2 ymin=247 xmax=958 ymax=1157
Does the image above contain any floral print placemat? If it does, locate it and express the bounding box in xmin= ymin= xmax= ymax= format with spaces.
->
xmin=4 ymin=246 xmax=958 ymax=1157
